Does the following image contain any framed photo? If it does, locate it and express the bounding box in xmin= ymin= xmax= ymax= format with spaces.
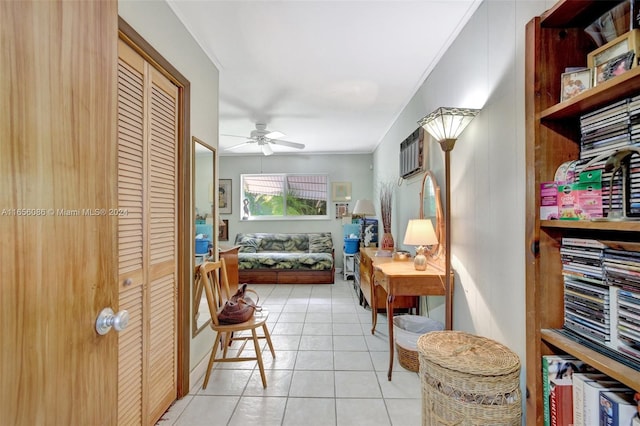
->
xmin=218 ymin=219 xmax=228 ymax=241
xmin=560 ymin=69 xmax=592 ymax=102
xmin=335 ymin=203 xmax=349 ymax=219
xmin=598 ymin=51 xmax=635 ymax=85
xmin=331 ymin=182 xmax=351 ymax=202
xmin=219 ymin=179 xmax=232 ymax=214
xmin=588 ymin=29 xmax=640 ymax=85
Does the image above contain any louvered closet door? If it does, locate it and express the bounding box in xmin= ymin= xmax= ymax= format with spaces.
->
xmin=117 ymin=39 xmax=178 ymax=426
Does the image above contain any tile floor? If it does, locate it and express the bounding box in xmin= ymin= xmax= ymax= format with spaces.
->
xmin=157 ymin=276 xmax=422 ymax=426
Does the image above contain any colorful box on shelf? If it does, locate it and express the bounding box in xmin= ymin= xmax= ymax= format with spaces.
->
xmin=557 ymin=170 xmax=603 ymax=220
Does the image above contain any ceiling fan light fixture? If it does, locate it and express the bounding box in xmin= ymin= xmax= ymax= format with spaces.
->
xmin=265 ymin=131 xmax=285 ymax=139
xmin=261 ymin=143 xmax=274 ymax=156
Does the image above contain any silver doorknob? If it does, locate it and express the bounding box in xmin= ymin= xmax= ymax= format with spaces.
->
xmin=95 ymin=308 xmax=130 ymax=335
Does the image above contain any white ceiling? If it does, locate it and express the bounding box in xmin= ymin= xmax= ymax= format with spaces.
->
xmin=168 ymin=0 xmax=481 ymax=156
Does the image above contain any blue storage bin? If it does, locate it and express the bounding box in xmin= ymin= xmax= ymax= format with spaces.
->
xmin=344 ymin=237 xmax=359 ymax=254
xmin=195 ymin=238 xmax=210 ymax=254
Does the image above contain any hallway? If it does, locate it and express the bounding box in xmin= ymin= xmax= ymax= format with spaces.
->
xmin=158 ymin=276 xmax=421 ymax=426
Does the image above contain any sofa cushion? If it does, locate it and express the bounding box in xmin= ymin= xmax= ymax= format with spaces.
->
xmin=237 ymin=236 xmax=262 ymax=253
xmin=308 ymin=233 xmax=333 ymax=254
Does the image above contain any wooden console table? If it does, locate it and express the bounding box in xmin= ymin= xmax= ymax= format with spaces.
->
xmin=362 ymin=247 xmax=452 ymax=380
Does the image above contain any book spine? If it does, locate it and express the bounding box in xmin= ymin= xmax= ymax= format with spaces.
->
xmin=551 ymin=385 xmax=558 ymax=426
xmin=543 ymin=357 xmax=552 ymax=426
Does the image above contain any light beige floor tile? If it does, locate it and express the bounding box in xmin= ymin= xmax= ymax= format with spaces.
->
xmin=173 ymin=395 xmax=238 ymax=426
xmin=197 ymin=369 xmax=252 ymax=396
xmin=277 ymin=312 xmax=306 ymax=323
xmin=307 ymin=303 xmax=332 ymax=312
xmin=332 ymin=322 xmax=364 ymax=335
xmin=289 ymin=370 xmax=335 ymax=397
xmin=282 ymin=398 xmax=336 ymax=426
xmin=228 ymin=396 xmax=287 ymax=426
xmin=334 ymin=351 xmax=374 ymax=371
xmin=156 ymin=395 xmax=193 ymax=424
xmin=282 ymin=303 xmax=308 ymax=313
xmin=272 ymin=322 xmax=304 ymax=335
xmin=335 ymin=371 xmax=382 ymax=398
xmin=295 ymin=350 xmax=334 ymax=370
xmin=336 ymin=398 xmax=391 ymax=426
xmin=243 ymin=369 xmax=293 ymax=397
xmin=333 ymin=335 xmax=368 ymax=351
xmin=305 ymin=312 xmax=333 ymax=323
xmin=376 ymin=371 xmax=421 ymax=399
xmin=268 ymin=335 xmax=301 ymax=350
xmin=299 ymin=335 xmax=333 ymax=351
xmin=302 ymin=322 xmax=333 ymax=335
xmin=385 ymin=398 xmax=421 ymax=426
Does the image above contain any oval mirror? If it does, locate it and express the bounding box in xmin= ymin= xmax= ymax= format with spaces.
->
xmin=193 ymin=137 xmax=215 ymax=336
xmin=419 ymin=170 xmax=444 ymax=258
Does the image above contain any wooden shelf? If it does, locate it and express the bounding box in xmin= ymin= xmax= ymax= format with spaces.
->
xmin=541 ymin=0 xmax=625 ymax=28
xmin=541 ymin=219 xmax=640 ymax=232
xmin=541 ymin=67 xmax=640 ymax=121
xmin=541 ymin=329 xmax=640 ymax=390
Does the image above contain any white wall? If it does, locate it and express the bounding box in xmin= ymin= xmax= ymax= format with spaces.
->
xmin=219 ymin=153 xmax=373 ymax=266
xmin=373 ymin=0 xmax=554 ymax=415
xmin=118 ymin=0 xmax=220 ymax=372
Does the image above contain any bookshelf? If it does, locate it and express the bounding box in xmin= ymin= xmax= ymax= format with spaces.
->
xmin=525 ymin=1 xmax=640 ymax=424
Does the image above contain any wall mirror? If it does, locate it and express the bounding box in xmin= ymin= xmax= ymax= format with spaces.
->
xmin=419 ymin=170 xmax=445 ymax=258
xmin=193 ymin=137 xmax=216 ymax=336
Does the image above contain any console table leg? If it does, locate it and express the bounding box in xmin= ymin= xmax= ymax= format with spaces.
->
xmin=387 ymin=293 xmax=395 ymax=381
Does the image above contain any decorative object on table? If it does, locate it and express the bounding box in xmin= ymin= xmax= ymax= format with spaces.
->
xmin=417 ymin=331 xmax=521 ymax=425
xmin=335 ymin=202 xmax=349 ymax=219
xmin=560 ymin=68 xmax=592 ymax=102
xmin=219 ymin=179 xmax=232 ymax=214
xmin=352 ymin=199 xmax=377 ymax=246
xmin=331 ymin=181 xmax=352 ymax=202
xmin=379 ymin=181 xmax=395 ymax=251
xmin=392 ymin=250 xmax=411 ymax=261
xmin=218 ymin=219 xmax=229 ymax=241
xmin=403 ymin=219 xmax=438 ymax=271
xmin=419 ymin=107 xmax=480 ymax=329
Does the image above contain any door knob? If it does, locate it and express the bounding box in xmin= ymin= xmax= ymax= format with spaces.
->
xmin=95 ymin=308 xmax=130 ymax=335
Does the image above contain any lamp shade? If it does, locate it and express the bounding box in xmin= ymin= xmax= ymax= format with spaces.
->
xmin=403 ymin=219 xmax=438 ymax=246
xmin=418 ymin=107 xmax=480 ymax=142
xmin=352 ymin=199 xmax=376 ymax=216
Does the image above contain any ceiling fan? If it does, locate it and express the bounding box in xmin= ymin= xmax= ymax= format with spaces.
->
xmin=223 ymin=123 xmax=305 ymax=156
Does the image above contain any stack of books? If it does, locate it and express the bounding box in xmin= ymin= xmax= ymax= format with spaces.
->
xmin=542 ymin=354 xmax=639 ymax=426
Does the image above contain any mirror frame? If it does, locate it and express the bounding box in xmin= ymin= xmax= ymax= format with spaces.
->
xmin=419 ymin=170 xmax=445 ymax=258
xmin=192 ymin=136 xmax=216 ymax=336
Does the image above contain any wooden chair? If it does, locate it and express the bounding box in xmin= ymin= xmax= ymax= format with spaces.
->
xmin=199 ymin=258 xmax=275 ymax=388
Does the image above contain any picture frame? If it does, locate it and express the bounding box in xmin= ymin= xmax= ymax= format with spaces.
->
xmin=218 ymin=219 xmax=228 ymax=241
xmin=335 ymin=203 xmax=349 ymax=219
xmin=219 ymin=179 xmax=232 ymax=214
xmin=598 ymin=51 xmax=635 ymax=85
xmin=331 ymin=182 xmax=352 ymax=202
xmin=560 ymin=69 xmax=592 ymax=102
xmin=588 ymin=29 xmax=640 ymax=86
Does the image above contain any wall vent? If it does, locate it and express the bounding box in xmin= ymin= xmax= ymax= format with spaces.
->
xmin=399 ymin=127 xmax=424 ymax=179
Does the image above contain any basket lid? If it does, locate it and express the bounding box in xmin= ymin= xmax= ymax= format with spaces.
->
xmin=417 ymin=331 xmax=520 ymax=376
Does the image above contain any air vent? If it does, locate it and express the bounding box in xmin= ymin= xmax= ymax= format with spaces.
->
xmin=399 ymin=128 xmax=424 ymax=179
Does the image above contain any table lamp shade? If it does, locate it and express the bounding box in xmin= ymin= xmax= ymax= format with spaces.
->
xmin=352 ymin=199 xmax=376 ymax=216
xmin=404 ymin=219 xmax=438 ymax=271
xmin=403 ymin=219 xmax=438 ymax=246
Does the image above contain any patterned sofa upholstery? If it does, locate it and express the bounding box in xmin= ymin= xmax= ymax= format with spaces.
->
xmin=234 ymin=232 xmax=335 ymax=284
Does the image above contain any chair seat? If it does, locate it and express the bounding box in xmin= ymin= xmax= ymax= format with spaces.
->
xmin=211 ymin=310 xmax=269 ymax=332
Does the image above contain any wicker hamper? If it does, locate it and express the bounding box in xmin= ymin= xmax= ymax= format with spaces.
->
xmin=417 ymin=331 xmax=521 ymax=426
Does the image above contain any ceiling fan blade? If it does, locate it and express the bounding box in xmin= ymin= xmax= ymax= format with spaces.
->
xmin=271 ymin=139 xmax=305 ymax=149
xmin=261 ymin=143 xmax=274 ymax=156
xmin=226 ymin=141 xmax=252 ymax=151
xmin=221 ymin=133 xmax=250 ymax=139
xmin=265 ymin=131 xmax=285 ymax=139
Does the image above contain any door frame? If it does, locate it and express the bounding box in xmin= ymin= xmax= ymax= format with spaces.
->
xmin=118 ymin=17 xmax=192 ymax=397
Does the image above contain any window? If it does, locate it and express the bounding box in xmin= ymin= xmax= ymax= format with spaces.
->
xmin=240 ymin=174 xmax=328 ymax=220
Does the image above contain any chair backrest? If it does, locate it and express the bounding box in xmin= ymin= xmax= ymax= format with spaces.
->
xmin=199 ymin=258 xmax=232 ymax=327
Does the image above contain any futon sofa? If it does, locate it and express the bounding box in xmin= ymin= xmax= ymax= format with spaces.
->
xmin=234 ymin=232 xmax=335 ymax=284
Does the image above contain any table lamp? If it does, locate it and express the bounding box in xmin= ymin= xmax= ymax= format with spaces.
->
xmin=403 ymin=219 xmax=438 ymax=271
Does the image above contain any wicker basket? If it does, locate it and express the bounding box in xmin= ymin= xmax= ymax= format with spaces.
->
xmin=396 ymin=341 xmax=419 ymax=372
xmin=417 ymin=331 xmax=521 ymax=426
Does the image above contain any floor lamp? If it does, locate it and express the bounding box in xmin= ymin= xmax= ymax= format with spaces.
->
xmin=418 ymin=107 xmax=480 ymax=330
